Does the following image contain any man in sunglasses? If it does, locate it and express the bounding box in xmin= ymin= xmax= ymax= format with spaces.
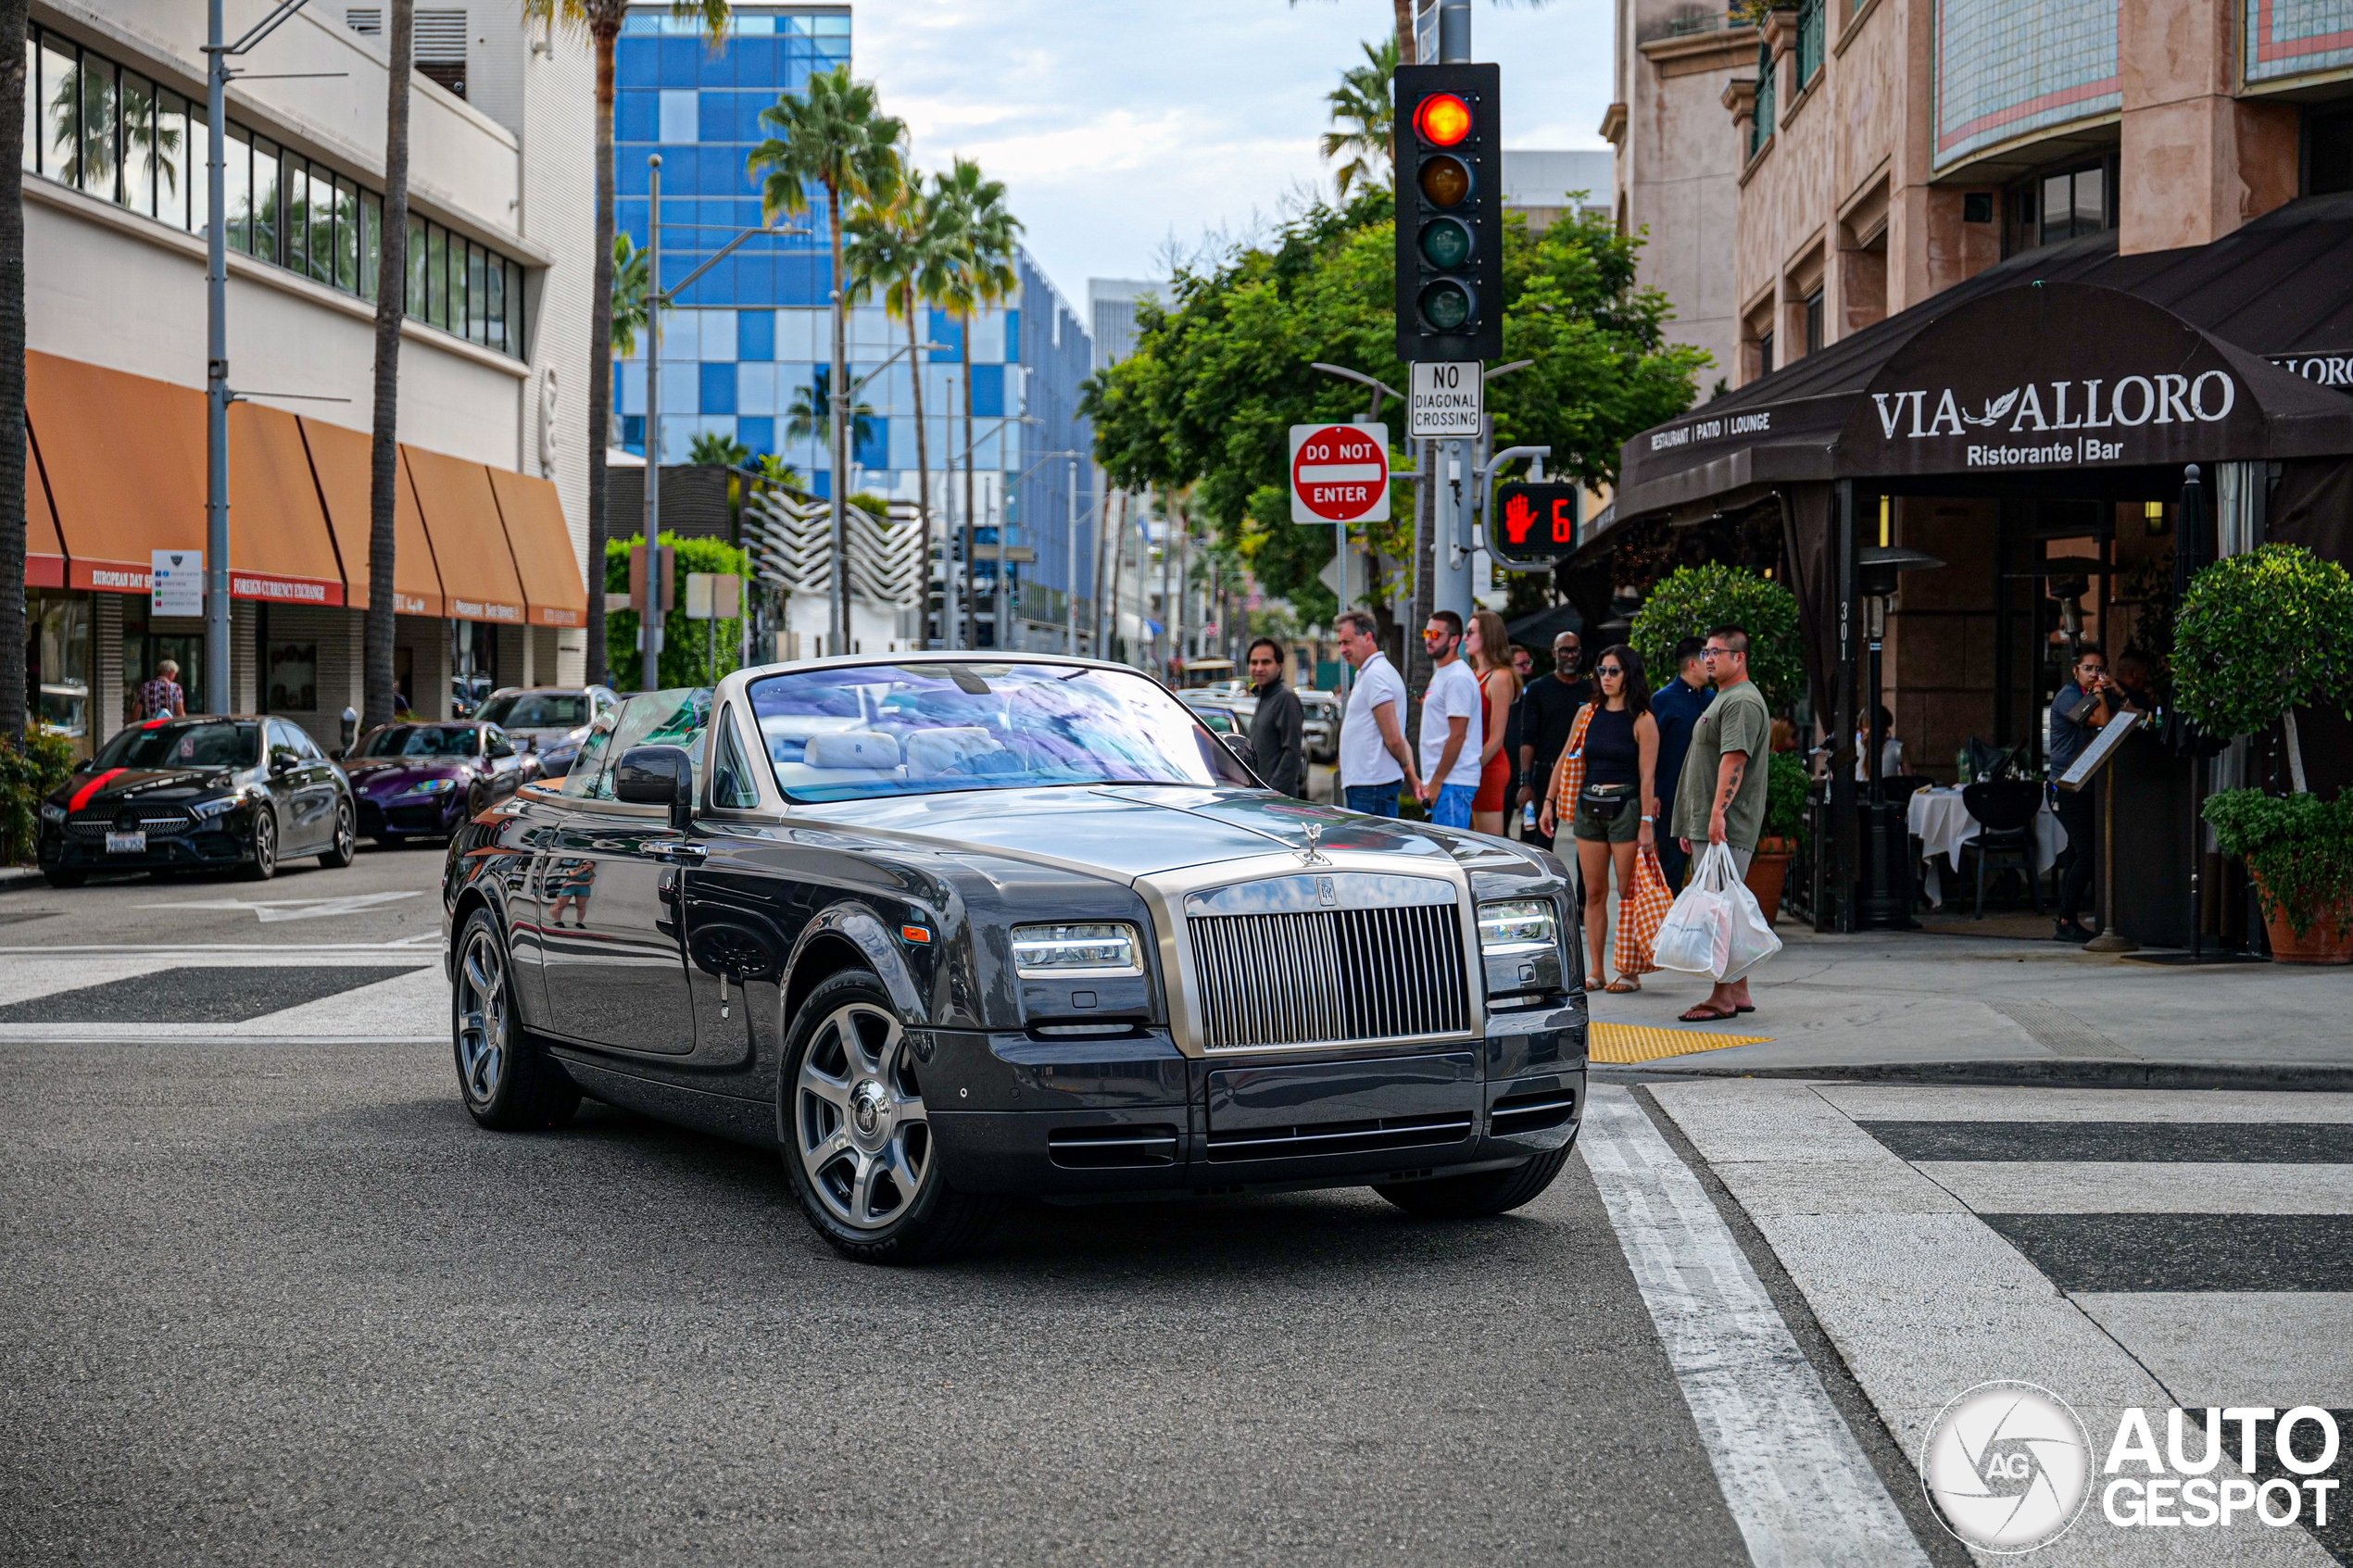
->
xmin=1670 ymin=625 xmax=1773 ymax=1021
xmin=1416 ymin=611 xmax=1484 ymax=829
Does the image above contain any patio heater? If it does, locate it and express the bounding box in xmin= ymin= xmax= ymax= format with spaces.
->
xmin=1855 ymin=544 xmax=1944 ymax=929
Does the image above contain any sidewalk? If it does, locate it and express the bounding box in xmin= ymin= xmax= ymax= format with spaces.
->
xmin=1589 ymin=923 xmax=2352 ymax=1085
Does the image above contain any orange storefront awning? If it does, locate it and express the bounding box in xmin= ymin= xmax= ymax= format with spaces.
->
xmin=484 ymin=468 xmax=587 ymax=628
xmin=299 ymin=418 xmax=444 ymax=617
xmin=403 ymin=445 xmax=525 ymax=624
xmin=23 ymin=432 xmax=65 ymax=589
xmin=227 ymin=403 xmax=345 ymax=607
xmin=26 ymin=350 xmax=207 ymax=594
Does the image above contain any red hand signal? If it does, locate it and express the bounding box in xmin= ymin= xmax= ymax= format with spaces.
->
xmin=1504 ymin=492 xmax=1536 ymax=544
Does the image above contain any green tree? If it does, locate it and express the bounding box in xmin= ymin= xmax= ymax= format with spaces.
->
xmin=748 ymin=64 xmax=904 ymax=651
xmin=1629 ymin=564 xmax=1803 ymax=711
xmin=522 ymin=0 xmax=733 ymax=690
xmin=604 ymin=532 xmax=750 ymax=690
xmin=608 ymin=231 xmax=662 ymax=358
xmin=2174 ymin=543 xmax=2353 ymax=792
xmin=1321 ymin=38 xmax=1396 ymax=198
xmin=1084 ymin=189 xmax=1704 ymax=629
xmin=844 ymin=178 xmax=956 ymax=619
xmin=687 ymin=430 xmax=752 ymax=469
xmin=927 ymin=157 xmax=1023 ymax=648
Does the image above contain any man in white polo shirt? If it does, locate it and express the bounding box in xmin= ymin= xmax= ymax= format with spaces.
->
xmin=1416 ymin=609 xmax=1484 ymax=830
xmin=1335 ymin=610 xmax=1417 ymax=816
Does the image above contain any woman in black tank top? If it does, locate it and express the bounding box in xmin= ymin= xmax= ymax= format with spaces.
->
xmin=1567 ymin=646 xmax=1659 ymax=993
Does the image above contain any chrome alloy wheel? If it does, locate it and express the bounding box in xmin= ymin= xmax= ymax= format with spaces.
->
xmin=454 ymin=925 xmax=510 ymax=1108
xmin=795 ymin=1001 xmax=932 ymax=1231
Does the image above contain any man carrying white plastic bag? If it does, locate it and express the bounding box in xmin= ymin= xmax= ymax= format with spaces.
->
xmin=1658 ymin=626 xmax=1779 ymax=1022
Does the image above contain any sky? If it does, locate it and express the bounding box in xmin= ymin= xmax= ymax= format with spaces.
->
xmin=855 ymin=0 xmax=1616 ymax=316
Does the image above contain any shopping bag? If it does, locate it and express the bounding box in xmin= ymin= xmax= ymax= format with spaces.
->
xmin=1652 ymin=844 xmax=1735 ymax=976
xmin=1613 ymin=843 xmax=1675 ymax=979
xmin=1718 ymin=849 xmax=1785 ymax=983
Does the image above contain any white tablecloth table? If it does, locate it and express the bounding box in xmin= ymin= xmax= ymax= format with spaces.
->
xmin=1906 ymin=786 xmax=2068 ymax=909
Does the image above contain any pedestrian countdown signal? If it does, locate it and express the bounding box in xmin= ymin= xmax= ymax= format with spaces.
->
xmin=1395 ymin=62 xmax=1503 ymax=363
xmin=1489 ymin=481 xmax=1581 ymax=568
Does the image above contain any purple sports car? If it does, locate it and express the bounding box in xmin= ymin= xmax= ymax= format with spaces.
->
xmin=344 ymin=721 xmax=535 ymax=846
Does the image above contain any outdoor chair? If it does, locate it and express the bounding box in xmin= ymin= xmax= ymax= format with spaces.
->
xmin=1960 ymin=780 xmax=2044 ymax=919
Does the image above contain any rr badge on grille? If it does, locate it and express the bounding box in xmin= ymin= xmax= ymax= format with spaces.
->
xmin=1316 ymin=876 xmax=1337 ymax=906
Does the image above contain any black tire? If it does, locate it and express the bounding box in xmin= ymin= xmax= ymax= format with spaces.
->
xmin=451 ymin=907 xmax=579 ymax=1131
xmin=1374 ymin=1142 xmax=1575 ymax=1219
xmin=238 ymin=810 xmax=278 ymax=881
xmin=777 ymin=970 xmax=999 ymax=1264
xmin=317 ymin=799 xmax=357 ymax=868
xmin=41 ymin=867 xmax=84 ymax=889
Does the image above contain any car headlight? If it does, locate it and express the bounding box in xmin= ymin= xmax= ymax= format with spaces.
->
xmin=1478 ymin=898 xmax=1559 ymax=955
xmin=406 ymin=778 xmax=459 ymax=796
xmin=189 ymin=795 xmax=242 ymax=822
xmin=40 ymin=802 xmax=66 ymax=824
xmin=1011 ymin=922 xmax=1144 ymax=977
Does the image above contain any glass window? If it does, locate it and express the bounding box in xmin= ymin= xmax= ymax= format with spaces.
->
xmin=94 ymin=720 xmax=260 ymax=771
xmin=407 ymin=214 xmax=428 ymax=316
xmin=335 ymin=174 xmax=359 ymax=292
xmin=477 ymin=692 xmax=589 ymax=728
xmin=428 ymin=222 xmax=449 ymax=329
xmin=224 ymin=123 xmax=252 ymax=255
xmin=575 ymin=688 xmax=711 ymax=799
xmin=39 ymin=36 xmax=78 ymax=185
xmin=267 ymin=720 xmax=305 ymax=762
xmin=19 ymin=35 xmax=35 ymax=179
xmin=78 ymin=55 xmax=119 ymax=201
xmin=153 ymin=90 xmax=187 ymax=229
xmin=184 ymin=100 xmax=207 ymax=236
xmin=710 ymin=707 xmax=761 ymax=808
xmin=2073 ymin=166 xmax=2105 ymax=233
xmin=120 ymin=72 xmax=155 ymax=217
xmin=359 ymin=191 xmax=382 ymax=301
xmin=508 ymin=260 xmax=526 ymax=351
xmin=283 ymin=159 xmax=308 ymax=277
xmin=354 ymin=723 xmax=484 ymax=759
xmin=746 ymin=662 xmax=1254 ymax=803
xmin=308 ymin=165 xmax=334 ymax=282
xmin=560 ymin=715 xmax=619 ymax=797
xmin=266 ymin=641 xmax=319 ymax=709
xmin=484 ymin=257 xmax=506 ymax=353
xmin=468 ymin=242 xmax=488 ymax=344
xmin=251 ymin=135 xmax=280 ymax=261
xmin=32 ymin=594 xmax=91 ymax=739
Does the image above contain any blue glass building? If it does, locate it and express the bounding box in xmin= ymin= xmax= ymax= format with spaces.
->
xmin=611 ymin=4 xmax=1095 ymax=647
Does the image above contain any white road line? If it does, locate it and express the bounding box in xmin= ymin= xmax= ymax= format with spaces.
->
xmin=133 ymin=890 xmax=425 ymax=922
xmin=1580 ymin=1085 xmax=1931 ymax=1568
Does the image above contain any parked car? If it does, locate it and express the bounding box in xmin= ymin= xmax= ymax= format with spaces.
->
xmin=1298 ymin=689 xmax=1340 ymax=764
xmin=442 ymin=655 xmax=1585 ymax=1264
xmin=344 ymin=721 xmax=534 ymax=846
xmin=473 ymin=684 xmax=621 ymax=778
xmin=451 ymin=673 xmax=496 ymax=718
xmin=36 ymin=716 xmax=356 ymax=885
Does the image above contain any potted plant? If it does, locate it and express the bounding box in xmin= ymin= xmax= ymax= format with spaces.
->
xmin=2175 ymin=544 xmax=2353 ymax=963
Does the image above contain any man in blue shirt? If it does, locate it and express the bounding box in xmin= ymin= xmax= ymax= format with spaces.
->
xmin=1648 ymin=637 xmax=1714 ymax=889
xmin=2049 ymin=647 xmax=2123 ymax=941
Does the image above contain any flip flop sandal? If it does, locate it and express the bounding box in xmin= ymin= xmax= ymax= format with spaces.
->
xmin=1734 ymin=1005 xmax=1755 ymax=1015
xmin=1604 ymin=979 xmax=1642 ymax=994
xmin=1679 ymin=1005 xmax=1738 ymax=1022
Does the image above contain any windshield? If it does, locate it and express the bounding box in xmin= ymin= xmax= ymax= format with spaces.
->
xmin=746 ymin=662 xmax=1255 ymax=802
xmin=355 ymin=724 xmax=480 ymax=759
xmin=93 ymin=720 xmax=259 ymax=771
xmin=477 ymin=692 xmax=588 ymax=729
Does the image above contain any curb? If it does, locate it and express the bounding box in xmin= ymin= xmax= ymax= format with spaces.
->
xmin=1592 ymin=1057 xmax=2353 ymax=1092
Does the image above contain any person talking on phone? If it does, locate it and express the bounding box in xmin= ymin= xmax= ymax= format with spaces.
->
xmin=2048 ymin=647 xmax=2126 ymax=943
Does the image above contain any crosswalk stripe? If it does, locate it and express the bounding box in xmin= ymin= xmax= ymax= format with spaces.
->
xmin=1580 ymin=1086 xmax=1931 ymax=1568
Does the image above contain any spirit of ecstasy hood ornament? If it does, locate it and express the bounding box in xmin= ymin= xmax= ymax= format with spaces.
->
xmin=1299 ymin=822 xmax=1332 ymax=866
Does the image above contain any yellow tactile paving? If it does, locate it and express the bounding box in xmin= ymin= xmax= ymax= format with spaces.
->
xmin=1590 ymin=1020 xmax=1773 ymax=1064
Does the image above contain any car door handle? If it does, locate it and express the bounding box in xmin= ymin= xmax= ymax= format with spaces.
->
xmin=650 ymin=842 xmax=707 ymax=862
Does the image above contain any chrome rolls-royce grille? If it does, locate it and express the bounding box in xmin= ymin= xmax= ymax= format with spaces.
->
xmin=1184 ymin=872 xmax=1470 ymax=1052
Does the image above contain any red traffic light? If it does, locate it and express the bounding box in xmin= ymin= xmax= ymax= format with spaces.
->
xmin=1414 ymin=93 xmax=1473 ymax=147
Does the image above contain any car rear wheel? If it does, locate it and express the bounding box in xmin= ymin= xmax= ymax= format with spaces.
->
xmin=779 ymin=971 xmax=999 ymax=1264
xmin=452 ymin=908 xmax=579 ymax=1131
xmin=1374 ymin=1143 xmax=1574 ymax=1219
xmin=239 ymin=811 xmax=278 ymax=882
xmin=317 ymin=800 xmax=357 ymax=868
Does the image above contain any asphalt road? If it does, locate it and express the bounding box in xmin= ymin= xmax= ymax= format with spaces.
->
xmin=1 ymin=1035 xmax=1761 ymax=1567
xmin=0 ymin=839 xmax=448 ymax=947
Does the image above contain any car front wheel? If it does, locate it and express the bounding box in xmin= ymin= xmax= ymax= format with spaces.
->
xmin=239 ymin=811 xmax=278 ymax=881
xmin=452 ymin=908 xmax=579 ymax=1131
xmin=317 ymin=800 xmax=357 ymax=868
xmin=1374 ymin=1143 xmax=1574 ymax=1219
xmin=779 ymin=971 xmax=998 ymax=1264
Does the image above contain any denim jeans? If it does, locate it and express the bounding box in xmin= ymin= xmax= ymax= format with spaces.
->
xmin=1430 ymin=783 xmax=1478 ymax=829
xmin=1344 ymin=783 xmax=1401 ymax=818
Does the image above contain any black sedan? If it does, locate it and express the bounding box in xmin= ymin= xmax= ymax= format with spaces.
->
xmin=443 ymin=656 xmax=1586 ymax=1263
xmin=37 ymin=715 xmax=356 ymax=886
xmin=343 ymin=721 xmax=535 ymax=846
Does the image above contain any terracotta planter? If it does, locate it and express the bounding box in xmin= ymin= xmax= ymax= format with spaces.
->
xmin=2251 ymin=868 xmax=2353 ymax=965
xmin=1747 ymin=838 xmax=1795 ymax=927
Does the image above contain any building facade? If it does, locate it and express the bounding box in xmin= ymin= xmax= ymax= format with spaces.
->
xmin=608 ymin=3 xmax=1094 ymax=654
xmin=20 ymin=0 xmax=596 ymax=755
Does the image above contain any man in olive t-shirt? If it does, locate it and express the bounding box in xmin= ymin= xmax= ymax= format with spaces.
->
xmin=1671 ymin=626 xmax=1773 ymax=1021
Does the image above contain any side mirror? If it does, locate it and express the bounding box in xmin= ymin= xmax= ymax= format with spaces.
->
xmin=614 ymin=744 xmax=695 ymax=830
xmin=1221 ymin=734 xmax=1258 ymax=770
xmin=72 ymin=758 xmax=94 ymax=774
xmin=270 ymin=754 xmax=296 ymax=775
xmin=329 ymin=747 xmax=346 ymax=762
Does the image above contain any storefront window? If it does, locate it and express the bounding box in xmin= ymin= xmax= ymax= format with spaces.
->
xmin=21 ymin=21 xmax=532 ymax=358
xmin=266 ymin=641 xmax=319 ymax=711
xmin=31 ymin=593 xmax=92 ymax=741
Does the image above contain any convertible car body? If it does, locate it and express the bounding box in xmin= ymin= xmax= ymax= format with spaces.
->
xmin=443 ymin=654 xmax=1587 ymax=1262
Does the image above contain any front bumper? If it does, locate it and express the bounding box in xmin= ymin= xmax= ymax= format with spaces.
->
xmin=357 ymin=793 xmax=465 ymax=837
xmin=922 ymin=1001 xmax=1586 ymax=1198
xmin=39 ymin=824 xmax=253 ymax=870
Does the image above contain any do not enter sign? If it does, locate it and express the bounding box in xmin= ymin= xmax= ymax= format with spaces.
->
xmin=1290 ymin=423 xmax=1391 ymax=524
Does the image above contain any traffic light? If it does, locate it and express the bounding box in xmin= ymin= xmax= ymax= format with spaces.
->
xmin=1395 ymin=61 xmax=1503 ymax=363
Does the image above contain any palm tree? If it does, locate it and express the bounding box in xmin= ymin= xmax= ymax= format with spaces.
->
xmin=843 ymin=180 xmax=953 ymax=642
xmin=747 ymin=65 xmax=904 ymax=655
xmin=608 ymin=232 xmax=661 ymax=358
xmin=1322 ymin=37 xmax=1397 ymax=197
xmin=687 ymin=431 xmax=752 ymax=469
xmin=782 ymin=375 xmax=876 ymax=454
xmin=0 ymin=0 xmax=27 ymax=740
xmin=522 ymin=0 xmax=731 ymax=691
xmin=362 ymin=0 xmax=416 ymax=727
xmin=928 ymin=157 xmax=1021 ymax=650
